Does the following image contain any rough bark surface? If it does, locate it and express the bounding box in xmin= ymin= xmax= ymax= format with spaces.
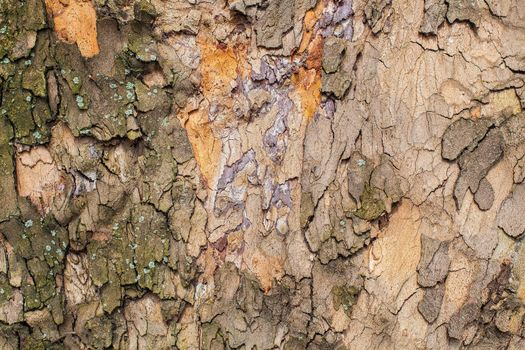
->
xmin=1 ymin=0 xmax=525 ymax=349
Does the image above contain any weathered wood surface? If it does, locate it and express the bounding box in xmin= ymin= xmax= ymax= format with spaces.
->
xmin=1 ymin=0 xmax=525 ymax=348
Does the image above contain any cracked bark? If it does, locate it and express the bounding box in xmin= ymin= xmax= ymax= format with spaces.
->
xmin=1 ymin=0 xmax=525 ymax=349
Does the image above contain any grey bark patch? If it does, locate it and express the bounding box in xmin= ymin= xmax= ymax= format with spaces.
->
xmin=247 ymin=88 xmax=271 ymax=111
xmin=454 ymin=129 xmax=504 ymax=206
xmin=497 ymin=183 xmax=525 ymax=238
xmin=446 ymin=0 xmax=481 ymax=27
xmin=417 ymin=236 xmax=450 ymax=287
xmin=484 ymin=0 xmax=511 ymax=17
xmin=312 ymin=259 xmax=364 ymax=333
xmin=217 ymin=149 xmax=256 ymax=190
xmin=229 ymin=0 xmax=249 ymax=15
xmin=495 ymin=307 xmax=520 ymax=334
xmin=0 ymin=118 xmax=18 ymax=221
xmin=370 ymin=156 xmax=405 ymax=202
xmin=441 ymin=118 xmax=491 ymax=161
xmin=322 ymin=37 xmax=346 ymax=74
xmin=447 ymin=302 xmax=480 ymax=340
xmin=418 ymin=283 xmax=445 ymax=323
xmin=319 ymin=238 xmax=339 ymax=264
xmin=283 ymin=337 xmax=307 ymax=349
xmin=333 ymin=0 xmax=354 ymax=22
xmin=420 ymin=0 xmax=448 ymax=35
xmin=87 ymin=19 xmax=126 ymax=77
xmin=170 ymin=118 xmax=194 ymax=164
xmin=473 ymin=177 xmax=494 ymax=211
xmin=347 ymin=152 xmax=373 ymax=204
xmin=134 ymin=81 xmax=162 ymax=113
xmin=321 ymin=70 xmax=351 ymax=99
xmin=46 ymin=71 xmax=59 ymax=116
xmin=501 ymin=112 xmax=525 ymax=147
xmin=364 ymin=0 xmax=392 ymax=31
xmin=300 ymin=191 xmax=315 ymax=228
xmin=255 ymin=0 xmax=295 ymax=49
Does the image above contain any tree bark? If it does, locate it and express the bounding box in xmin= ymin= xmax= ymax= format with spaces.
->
xmin=1 ymin=0 xmax=525 ymax=349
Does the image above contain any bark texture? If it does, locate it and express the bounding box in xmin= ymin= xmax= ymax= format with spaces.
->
xmin=1 ymin=0 xmax=525 ymax=349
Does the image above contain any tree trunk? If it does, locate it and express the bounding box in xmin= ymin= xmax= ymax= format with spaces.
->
xmin=1 ymin=0 xmax=525 ymax=348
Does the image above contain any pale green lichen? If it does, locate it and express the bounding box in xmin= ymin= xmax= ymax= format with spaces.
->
xmin=76 ymin=95 xmax=87 ymax=109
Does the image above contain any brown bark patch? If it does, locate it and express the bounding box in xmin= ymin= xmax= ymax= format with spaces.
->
xmin=45 ymin=0 xmax=100 ymax=58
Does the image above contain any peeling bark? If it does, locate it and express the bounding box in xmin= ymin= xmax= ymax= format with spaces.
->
xmin=1 ymin=0 xmax=525 ymax=349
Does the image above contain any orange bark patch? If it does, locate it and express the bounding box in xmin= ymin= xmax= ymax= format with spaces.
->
xmin=293 ymin=2 xmax=325 ymax=122
xmin=198 ymin=36 xmax=240 ymax=101
xmin=249 ymin=251 xmax=284 ymax=293
xmin=292 ymin=35 xmax=323 ymax=122
xmin=305 ymin=34 xmax=324 ymax=70
xmin=16 ymin=146 xmax=66 ymax=215
xmin=179 ymin=34 xmax=248 ymax=184
xmin=181 ymin=107 xmax=223 ymax=185
xmin=298 ymin=0 xmax=325 ymax=54
xmin=291 ymin=67 xmax=322 ymax=121
xmin=45 ymin=0 xmax=100 ymax=58
xmin=470 ymin=105 xmax=481 ymax=119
